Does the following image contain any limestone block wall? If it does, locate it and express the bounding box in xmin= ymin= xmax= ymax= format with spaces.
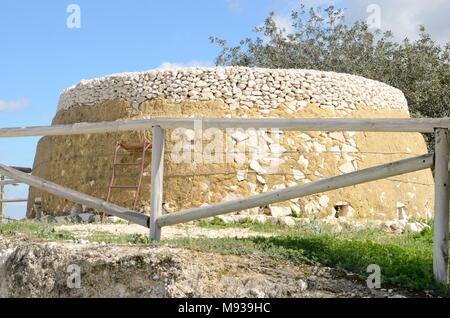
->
xmin=28 ymin=67 xmax=434 ymax=220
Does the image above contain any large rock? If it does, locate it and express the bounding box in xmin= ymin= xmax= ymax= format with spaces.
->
xmin=269 ymin=206 xmax=292 ymax=218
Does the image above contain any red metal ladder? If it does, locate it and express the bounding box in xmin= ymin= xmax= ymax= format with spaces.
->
xmin=104 ymin=141 xmax=152 ymax=217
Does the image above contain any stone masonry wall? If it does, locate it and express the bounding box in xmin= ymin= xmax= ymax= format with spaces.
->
xmin=58 ymin=67 xmax=408 ymax=114
xmin=28 ymin=67 xmax=433 ymax=221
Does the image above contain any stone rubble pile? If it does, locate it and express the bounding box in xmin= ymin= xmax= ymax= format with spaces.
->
xmin=33 ymin=207 xmax=430 ymax=234
xmin=35 ymin=212 xmax=122 ymax=225
xmin=32 ymin=201 xmax=124 ymax=224
xmin=58 ymin=67 xmax=408 ymax=114
xmin=212 ymin=214 xmax=431 ymax=234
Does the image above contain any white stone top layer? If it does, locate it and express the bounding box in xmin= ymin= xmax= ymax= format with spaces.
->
xmin=57 ymin=67 xmax=409 ymax=114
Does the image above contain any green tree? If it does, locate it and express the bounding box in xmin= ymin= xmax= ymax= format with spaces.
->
xmin=211 ymin=5 xmax=450 ymax=148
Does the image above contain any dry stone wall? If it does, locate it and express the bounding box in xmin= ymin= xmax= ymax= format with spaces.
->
xmin=28 ymin=67 xmax=433 ymax=221
xmin=58 ymin=67 xmax=408 ymax=114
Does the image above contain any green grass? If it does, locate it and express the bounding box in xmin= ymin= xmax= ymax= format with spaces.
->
xmin=86 ymin=231 xmax=152 ymax=245
xmin=196 ymin=218 xmax=284 ymax=233
xmin=1 ymin=220 xmax=449 ymax=294
xmin=0 ymin=221 xmax=153 ymax=245
xmin=0 ymin=221 xmax=75 ymax=241
xmin=179 ymin=219 xmax=449 ymax=294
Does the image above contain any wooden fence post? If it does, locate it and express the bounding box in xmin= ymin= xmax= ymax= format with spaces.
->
xmin=433 ymin=128 xmax=449 ymax=284
xmin=150 ymin=126 xmax=165 ymax=241
xmin=0 ymin=175 xmax=4 ymax=220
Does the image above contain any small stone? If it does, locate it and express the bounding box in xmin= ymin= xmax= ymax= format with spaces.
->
xmin=54 ymin=216 xmax=68 ymax=223
xmin=250 ymin=160 xmax=267 ymax=174
xmin=217 ymin=215 xmax=235 ymax=224
xmin=44 ymin=215 xmax=56 ymax=223
xmin=253 ymin=215 xmax=267 ymax=224
xmin=269 ymin=143 xmax=286 ymax=154
xmin=405 ymin=222 xmax=420 ymax=233
xmin=297 ymin=155 xmax=309 ymax=169
xmin=88 ymin=214 xmax=101 ymax=223
xmin=293 ymin=169 xmax=306 ymax=180
xmin=318 ymin=196 xmax=330 ymax=207
xmin=290 ymin=203 xmax=301 ymax=216
xmin=256 ymin=175 xmax=266 ymax=184
xmin=304 ymin=201 xmax=321 ymax=214
xmin=298 ymin=133 xmax=312 ymax=141
xmin=237 ymin=170 xmax=247 ymax=181
xmin=389 ymin=294 xmax=407 ymax=299
xmin=297 ymin=279 xmax=308 ymax=291
xmin=260 ymin=132 xmax=274 ymax=144
xmin=77 ymin=213 xmax=95 ymax=223
xmin=269 ymin=206 xmax=292 ymax=217
xmin=195 ymin=80 xmax=208 ymax=88
xmin=279 ymin=216 xmax=296 ymax=226
xmin=312 ymin=142 xmax=326 ymax=153
xmin=231 ymin=130 xmax=248 ymax=143
xmin=339 ymin=162 xmax=355 ymax=174
xmin=329 ymin=132 xmax=346 ymax=143
xmin=396 ymin=202 xmax=406 ymax=208
xmin=106 ymin=216 xmax=122 ymax=223
xmin=69 ymin=204 xmax=83 ymax=215
xmin=342 ymin=144 xmax=358 ymax=153
xmin=163 ymin=203 xmax=175 ymax=213
xmin=389 ymin=221 xmax=406 ymax=232
xmin=249 ymin=288 xmax=265 ymax=298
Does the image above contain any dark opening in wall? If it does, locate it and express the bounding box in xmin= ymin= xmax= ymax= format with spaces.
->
xmin=334 ymin=201 xmax=352 ymax=218
xmin=334 ymin=205 xmax=344 ymax=218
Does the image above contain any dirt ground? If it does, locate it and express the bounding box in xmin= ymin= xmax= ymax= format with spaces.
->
xmin=0 ymin=234 xmax=425 ymax=298
xmin=55 ymin=223 xmax=274 ymax=240
xmin=0 ymin=223 xmax=436 ymax=298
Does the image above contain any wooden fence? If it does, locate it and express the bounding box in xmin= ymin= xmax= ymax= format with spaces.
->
xmin=0 ymin=117 xmax=448 ymax=284
xmin=0 ymin=167 xmax=31 ymax=219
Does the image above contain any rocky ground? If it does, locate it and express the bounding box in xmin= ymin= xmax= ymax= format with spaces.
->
xmin=47 ymin=211 xmax=431 ymax=236
xmin=54 ymin=222 xmax=275 ymax=240
xmin=0 ymin=223 xmax=435 ymax=298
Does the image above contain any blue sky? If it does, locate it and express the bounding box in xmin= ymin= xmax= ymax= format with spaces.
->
xmin=0 ymin=0 xmax=305 ymax=218
xmin=0 ymin=0 xmax=447 ymax=219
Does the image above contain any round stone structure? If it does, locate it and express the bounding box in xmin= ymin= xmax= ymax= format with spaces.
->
xmin=28 ymin=67 xmax=434 ymax=221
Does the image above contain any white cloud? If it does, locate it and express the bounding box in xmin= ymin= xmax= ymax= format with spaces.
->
xmin=342 ymin=0 xmax=450 ymax=44
xmin=226 ymin=0 xmax=243 ymax=14
xmin=0 ymin=98 xmax=30 ymax=112
xmin=270 ymin=0 xmax=335 ymax=37
xmin=156 ymin=60 xmax=214 ymax=70
xmin=269 ymin=0 xmax=449 ymax=44
xmin=272 ymin=14 xmax=294 ymax=34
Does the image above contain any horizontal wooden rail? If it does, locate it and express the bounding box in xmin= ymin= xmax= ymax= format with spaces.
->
xmin=0 ymin=118 xmax=449 ymax=138
xmin=9 ymin=167 xmax=32 ymax=174
xmin=157 ymin=154 xmax=434 ymax=227
xmin=0 ymin=179 xmax=20 ymax=186
xmin=0 ymin=198 xmax=28 ymax=203
xmin=0 ymin=216 xmax=19 ymax=222
xmin=0 ymin=164 xmax=150 ymax=228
